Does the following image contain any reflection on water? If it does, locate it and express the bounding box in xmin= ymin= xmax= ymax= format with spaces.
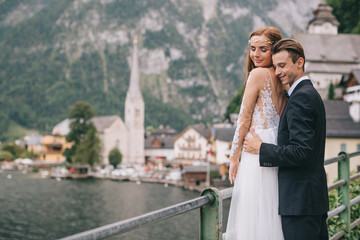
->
xmin=0 ymin=170 xmax=230 ymax=240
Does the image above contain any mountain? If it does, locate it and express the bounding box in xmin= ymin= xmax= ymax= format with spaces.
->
xmin=0 ymin=0 xmax=321 ymax=140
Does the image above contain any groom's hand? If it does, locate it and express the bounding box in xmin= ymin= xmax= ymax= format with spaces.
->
xmin=244 ymin=128 xmax=262 ymax=154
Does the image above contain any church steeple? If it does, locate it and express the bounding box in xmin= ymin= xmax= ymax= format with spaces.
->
xmin=124 ymin=36 xmax=145 ymax=165
xmin=128 ymin=36 xmax=143 ymax=100
xmin=307 ymin=1 xmax=339 ymax=35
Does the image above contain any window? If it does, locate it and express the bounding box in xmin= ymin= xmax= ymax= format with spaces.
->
xmin=341 ymin=144 xmax=346 ymax=152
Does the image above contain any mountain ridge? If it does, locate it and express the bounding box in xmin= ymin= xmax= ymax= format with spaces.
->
xmin=0 ymin=0 xmax=321 ymax=140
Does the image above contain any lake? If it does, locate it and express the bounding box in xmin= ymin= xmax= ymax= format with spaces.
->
xmin=0 ymin=170 xmax=230 ymax=240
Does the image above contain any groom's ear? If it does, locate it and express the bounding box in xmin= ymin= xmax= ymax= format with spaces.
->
xmin=296 ymin=57 xmax=305 ymax=70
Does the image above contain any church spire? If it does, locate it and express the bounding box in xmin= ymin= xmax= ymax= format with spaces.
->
xmin=307 ymin=1 xmax=339 ymax=35
xmin=124 ymin=35 xmax=145 ymax=165
xmin=128 ymin=36 xmax=142 ymax=100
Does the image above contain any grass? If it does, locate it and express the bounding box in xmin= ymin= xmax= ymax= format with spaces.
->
xmin=2 ymin=121 xmax=36 ymax=142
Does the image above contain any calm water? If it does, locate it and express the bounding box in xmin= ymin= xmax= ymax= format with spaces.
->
xmin=0 ymin=170 xmax=230 ymax=240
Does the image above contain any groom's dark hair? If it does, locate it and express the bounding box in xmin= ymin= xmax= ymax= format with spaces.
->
xmin=272 ymin=38 xmax=305 ymax=71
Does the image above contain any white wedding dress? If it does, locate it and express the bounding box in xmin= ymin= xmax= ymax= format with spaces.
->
xmin=225 ymin=68 xmax=285 ymax=240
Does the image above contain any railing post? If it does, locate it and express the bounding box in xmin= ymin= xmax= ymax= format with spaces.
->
xmin=338 ymin=151 xmax=350 ymax=236
xmin=200 ymin=187 xmax=222 ymax=240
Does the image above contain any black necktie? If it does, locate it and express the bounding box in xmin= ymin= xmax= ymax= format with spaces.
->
xmin=284 ymin=90 xmax=289 ymax=99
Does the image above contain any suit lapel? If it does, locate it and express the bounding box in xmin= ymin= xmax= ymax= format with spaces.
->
xmin=279 ymin=79 xmax=312 ymax=124
xmin=290 ymin=79 xmax=312 ymax=96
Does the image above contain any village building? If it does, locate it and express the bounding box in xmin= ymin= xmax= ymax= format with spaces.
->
xmin=342 ymin=69 xmax=360 ymax=91
xmin=24 ymin=132 xmax=42 ymax=157
xmin=124 ymin=36 xmax=145 ymax=165
xmin=182 ymin=165 xmax=208 ymax=189
xmin=24 ymin=131 xmax=70 ymax=163
xmin=51 ymin=38 xmax=144 ymax=166
xmin=51 ymin=112 xmax=129 ymax=166
xmin=209 ymin=127 xmax=235 ymax=165
xmin=324 ymin=100 xmax=360 ymax=183
xmin=38 ymin=134 xmax=71 ymax=163
xmin=173 ymin=124 xmax=211 ymax=165
xmin=344 ymin=69 xmax=360 ymax=88
xmin=144 ymin=125 xmax=178 ymax=168
xmin=344 ymin=86 xmax=360 ymax=110
xmin=91 ymin=115 xmax=128 ymax=165
xmin=293 ymin=2 xmax=360 ymax=99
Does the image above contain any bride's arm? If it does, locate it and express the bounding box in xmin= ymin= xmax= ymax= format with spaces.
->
xmin=229 ymin=69 xmax=261 ymax=165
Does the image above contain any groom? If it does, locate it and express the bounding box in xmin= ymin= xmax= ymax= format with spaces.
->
xmin=244 ymin=38 xmax=329 ymax=240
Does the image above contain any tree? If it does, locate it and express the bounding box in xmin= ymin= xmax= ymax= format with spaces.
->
xmin=66 ymin=101 xmax=96 ymax=144
xmin=2 ymin=143 xmax=25 ymax=158
xmin=1 ymin=143 xmax=36 ymax=159
xmin=64 ymin=101 xmax=97 ymax=164
xmin=0 ymin=151 xmax=13 ymax=161
xmin=108 ymin=147 xmax=122 ymax=168
xmin=63 ymin=147 xmax=76 ymax=163
xmin=328 ymin=82 xmax=335 ymax=100
xmin=326 ymin=0 xmax=360 ymax=34
xmin=224 ymin=86 xmax=245 ymax=122
xmin=72 ymin=125 xmax=101 ymax=166
xmin=0 ymin=112 xmax=10 ymax=141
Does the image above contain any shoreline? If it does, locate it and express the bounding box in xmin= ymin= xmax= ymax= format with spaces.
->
xmin=53 ymin=172 xmax=211 ymax=192
xmin=1 ymin=167 xmax=230 ymax=193
xmin=49 ymin=171 xmax=231 ymax=192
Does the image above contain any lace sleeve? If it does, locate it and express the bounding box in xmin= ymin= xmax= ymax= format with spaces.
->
xmin=229 ymin=71 xmax=259 ymax=164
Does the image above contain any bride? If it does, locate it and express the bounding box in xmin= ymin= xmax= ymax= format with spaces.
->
xmin=225 ymin=26 xmax=286 ymax=240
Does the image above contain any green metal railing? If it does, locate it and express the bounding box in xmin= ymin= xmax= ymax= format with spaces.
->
xmin=59 ymin=151 xmax=360 ymax=240
xmin=325 ymin=151 xmax=360 ymax=240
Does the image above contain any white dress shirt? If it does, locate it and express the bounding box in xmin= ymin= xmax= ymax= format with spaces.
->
xmin=288 ymin=76 xmax=309 ymax=96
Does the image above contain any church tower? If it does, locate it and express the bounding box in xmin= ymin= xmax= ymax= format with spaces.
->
xmin=125 ymin=36 xmax=145 ymax=165
xmin=307 ymin=1 xmax=339 ymax=35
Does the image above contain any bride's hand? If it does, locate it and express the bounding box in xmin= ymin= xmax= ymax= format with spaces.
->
xmin=229 ymin=161 xmax=239 ymax=184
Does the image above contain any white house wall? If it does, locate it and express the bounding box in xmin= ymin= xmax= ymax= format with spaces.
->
xmin=215 ymin=140 xmax=230 ymax=164
xmin=100 ymin=118 xmax=128 ymax=165
xmin=174 ymin=128 xmax=208 ymax=161
xmin=145 ymin=149 xmax=174 ymax=161
xmin=308 ymin=72 xmax=342 ymax=98
xmin=308 ymin=22 xmax=338 ymax=35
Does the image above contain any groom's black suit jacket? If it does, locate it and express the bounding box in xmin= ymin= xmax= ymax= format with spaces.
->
xmin=260 ymin=79 xmax=329 ymax=216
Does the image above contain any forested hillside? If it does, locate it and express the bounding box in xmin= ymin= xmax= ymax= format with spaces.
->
xmin=0 ymin=0 xmax=320 ymax=140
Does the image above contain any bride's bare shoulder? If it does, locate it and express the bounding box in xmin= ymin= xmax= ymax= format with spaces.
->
xmin=249 ymin=67 xmax=274 ymax=79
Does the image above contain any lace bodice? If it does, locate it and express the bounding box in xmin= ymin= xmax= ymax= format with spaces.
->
xmin=229 ymin=68 xmax=286 ymax=163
